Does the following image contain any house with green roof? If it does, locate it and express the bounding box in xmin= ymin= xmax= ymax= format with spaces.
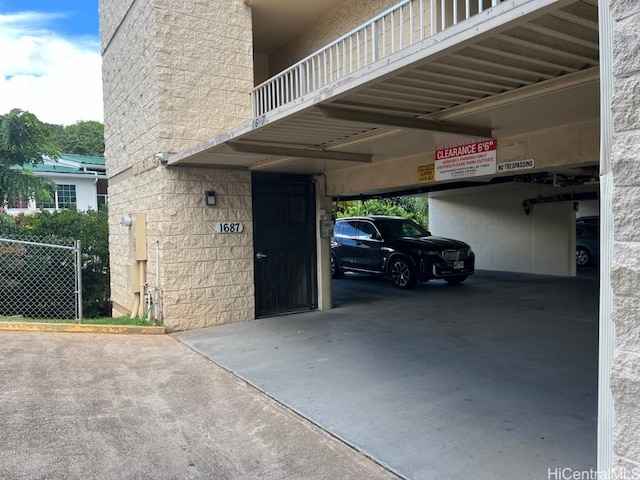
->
xmin=5 ymin=153 xmax=107 ymax=215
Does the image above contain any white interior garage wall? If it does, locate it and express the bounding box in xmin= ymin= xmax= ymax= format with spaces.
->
xmin=576 ymin=200 xmax=599 ymax=218
xmin=428 ymin=185 xmax=581 ymax=276
xmin=532 ymin=203 xmax=576 ymax=276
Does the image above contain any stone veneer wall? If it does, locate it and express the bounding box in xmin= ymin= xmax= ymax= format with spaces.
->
xmin=610 ymin=0 xmax=640 ymax=472
xmin=101 ymin=0 xmax=254 ymax=331
xmin=154 ymin=0 xmax=253 ymax=144
xmin=107 ymin=167 xmax=254 ymax=330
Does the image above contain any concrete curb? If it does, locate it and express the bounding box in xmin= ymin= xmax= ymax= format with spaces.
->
xmin=0 ymin=322 xmax=166 ymax=335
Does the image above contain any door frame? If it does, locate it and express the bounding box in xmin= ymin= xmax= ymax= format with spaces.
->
xmin=251 ymin=173 xmax=318 ymax=317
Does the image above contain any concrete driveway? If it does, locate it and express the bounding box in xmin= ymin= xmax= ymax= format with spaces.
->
xmin=176 ymin=270 xmax=599 ymax=480
xmin=0 ymin=331 xmax=397 ymax=480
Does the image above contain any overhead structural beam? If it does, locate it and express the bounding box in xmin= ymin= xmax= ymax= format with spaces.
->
xmin=227 ymin=142 xmax=372 ymax=163
xmin=318 ymin=105 xmax=493 ymax=138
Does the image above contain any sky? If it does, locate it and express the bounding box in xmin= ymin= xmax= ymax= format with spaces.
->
xmin=0 ymin=0 xmax=103 ymax=126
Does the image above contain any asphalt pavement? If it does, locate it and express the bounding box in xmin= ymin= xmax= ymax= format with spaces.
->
xmin=0 ymin=331 xmax=398 ymax=480
xmin=0 ymin=270 xmax=598 ymax=480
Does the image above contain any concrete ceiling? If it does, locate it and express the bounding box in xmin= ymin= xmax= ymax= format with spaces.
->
xmin=245 ymin=0 xmax=344 ymax=53
xmin=172 ymin=0 xmax=599 ymax=195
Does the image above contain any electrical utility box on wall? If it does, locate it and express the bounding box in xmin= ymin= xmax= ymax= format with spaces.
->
xmin=130 ymin=212 xmax=147 ymax=261
xmin=320 ymin=220 xmax=334 ymax=238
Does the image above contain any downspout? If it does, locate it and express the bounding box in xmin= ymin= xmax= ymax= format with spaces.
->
xmin=131 ymin=285 xmax=140 ymax=319
xmin=138 ymin=260 xmax=146 ymax=318
xmin=154 ymin=240 xmax=162 ymax=323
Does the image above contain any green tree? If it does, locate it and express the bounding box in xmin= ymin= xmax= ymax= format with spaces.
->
xmin=335 ymin=196 xmax=429 ymax=228
xmin=42 ymin=122 xmax=66 ymax=152
xmin=383 ymin=196 xmax=429 ymax=227
xmin=59 ymin=121 xmax=105 ymax=157
xmin=4 ymin=110 xmax=104 ymax=159
xmin=0 ymin=109 xmax=58 ymax=207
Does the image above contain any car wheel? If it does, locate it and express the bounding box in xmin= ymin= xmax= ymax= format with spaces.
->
xmin=444 ymin=275 xmax=468 ymax=285
xmin=389 ymin=257 xmax=417 ymax=289
xmin=331 ymin=254 xmax=343 ymax=278
xmin=576 ymin=247 xmax=592 ymax=267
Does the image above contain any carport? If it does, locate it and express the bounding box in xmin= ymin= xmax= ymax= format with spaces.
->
xmin=167 ymin=2 xmax=602 ymax=476
xmin=176 ymin=270 xmax=598 ymax=480
xmin=169 ymin=0 xmax=600 ymax=285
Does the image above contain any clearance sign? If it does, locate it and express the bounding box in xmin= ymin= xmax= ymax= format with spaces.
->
xmin=434 ymin=139 xmax=497 ymax=181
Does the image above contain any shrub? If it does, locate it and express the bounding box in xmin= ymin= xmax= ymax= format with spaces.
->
xmin=0 ymin=208 xmax=110 ymax=317
xmin=335 ymin=197 xmax=429 ymax=228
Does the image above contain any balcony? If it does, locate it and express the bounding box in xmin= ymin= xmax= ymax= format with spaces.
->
xmin=171 ymin=0 xmax=599 ymax=183
xmin=251 ymin=0 xmax=505 ymax=118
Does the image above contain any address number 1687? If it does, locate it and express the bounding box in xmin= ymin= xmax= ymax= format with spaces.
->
xmin=215 ymin=222 xmax=244 ymax=234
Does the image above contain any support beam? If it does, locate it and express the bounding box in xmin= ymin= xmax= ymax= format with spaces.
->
xmin=227 ymin=142 xmax=372 ymax=163
xmin=318 ymin=105 xmax=493 ymax=138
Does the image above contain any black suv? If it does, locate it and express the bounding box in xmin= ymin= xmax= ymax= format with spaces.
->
xmin=331 ymin=216 xmax=475 ymax=289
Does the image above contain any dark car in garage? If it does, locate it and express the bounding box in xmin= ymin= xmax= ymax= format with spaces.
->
xmin=331 ymin=215 xmax=475 ymax=289
xmin=576 ymin=222 xmax=599 ymax=267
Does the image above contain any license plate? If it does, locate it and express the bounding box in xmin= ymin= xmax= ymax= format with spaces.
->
xmin=454 ymin=261 xmax=464 ymax=269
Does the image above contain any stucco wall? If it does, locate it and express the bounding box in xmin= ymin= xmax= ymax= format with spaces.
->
xmin=325 ymin=120 xmax=599 ymax=197
xmin=610 ymin=0 xmax=640 ymax=473
xmin=53 ymin=176 xmax=101 ymax=212
xmin=101 ymin=0 xmax=255 ymax=331
xmin=429 ymin=184 xmax=587 ymax=275
xmin=269 ymin=0 xmax=400 ymax=75
xmin=4 ymin=175 xmax=101 ymax=215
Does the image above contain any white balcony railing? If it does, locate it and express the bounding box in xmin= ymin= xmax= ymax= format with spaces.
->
xmin=251 ymin=0 xmax=502 ymax=119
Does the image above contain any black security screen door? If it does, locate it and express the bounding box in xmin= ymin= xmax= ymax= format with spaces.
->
xmin=252 ymin=174 xmax=316 ymax=317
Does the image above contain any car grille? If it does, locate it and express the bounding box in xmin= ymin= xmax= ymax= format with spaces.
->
xmin=442 ymin=249 xmax=469 ymax=261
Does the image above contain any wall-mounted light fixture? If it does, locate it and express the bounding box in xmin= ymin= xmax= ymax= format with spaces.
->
xmin=120 ymin=216 xmax=133 ymax=227
xmin=205 ymin=191 xmax=216 ymax=206
xmin=154 ymin=152 xmax=169 ymax=162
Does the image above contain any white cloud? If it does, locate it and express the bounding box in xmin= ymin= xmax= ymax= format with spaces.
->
xmin=0 ymin=11 xmax=103 ymax=126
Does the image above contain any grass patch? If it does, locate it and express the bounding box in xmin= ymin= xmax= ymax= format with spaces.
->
xmin=0 ymin=315 xmax=156 ymax=327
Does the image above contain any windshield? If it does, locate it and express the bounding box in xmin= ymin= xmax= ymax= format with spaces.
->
xmin=376 ymin=219 xmax=429 ymax=238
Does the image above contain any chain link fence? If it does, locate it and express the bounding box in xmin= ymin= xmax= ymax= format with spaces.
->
xmin=0 ymin=236 xmax=82 ymax=321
